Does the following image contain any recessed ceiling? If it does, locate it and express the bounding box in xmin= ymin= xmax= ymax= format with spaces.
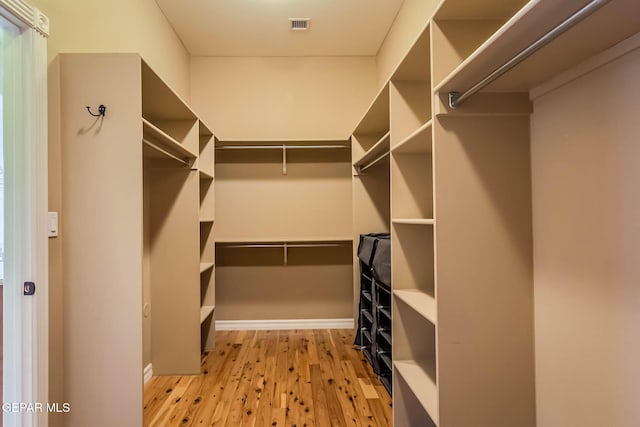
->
xmin=155 ymin=0 xmax=404 ymax=57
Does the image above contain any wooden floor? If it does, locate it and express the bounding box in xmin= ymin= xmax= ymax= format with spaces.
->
xmin=144 ymin=329 xmax=392 ymax=427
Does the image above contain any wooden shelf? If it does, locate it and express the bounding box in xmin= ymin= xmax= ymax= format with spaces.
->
xmin=391 ymin=24 xmax=431 ymax=82
xmin=394 ymin=289 xmax=437 ymax=326
xmin=434 ymin=0 xmax=527 ymax=20
xmin=142 ymin=118 xmax=198 ymax=162
xmin=392 ymin=219 xmax=435 ymax=226
xmin=353 ymin=83 xmax=390 ymax=136
xmin=200 ymin=218 xmax=215 ymax=224
xmin=216 ymin=236 xmax=352 ymax=244
xmin=395 ymin=360 xmax=439 ymax=425
xmin=199 ymin=169 xmax=214 ymax=180
xmin=199 ymin=120 xmax=213 ymax=138
xmin=217 ymin=138 xmax=350 ymax=145
xmin=434 ymin=0 xmax=640 ymax=94
xmin=200 ymin=263 xmax=215 ymax=274
xmin=200 ymin=305 xmax=215 ymax=324
xmin=142 ymin=60 xmax=197 ymax=122
xmin=392 ymin=120 xmax=433 ymax=154
xmin=353 ymin=131 xmax=391 ymax=172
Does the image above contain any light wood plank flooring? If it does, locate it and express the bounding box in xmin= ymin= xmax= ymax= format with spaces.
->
xmin=144 ymin=329 xmax=392 ymax=427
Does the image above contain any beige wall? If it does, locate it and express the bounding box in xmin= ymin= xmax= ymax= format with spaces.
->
xmin=31 ymin=0 xmax=190 ymax=98
xmin=29 ymin=2 xmax=189 ymax=425
xmin=531 ymin=44 xmax=640 ymax=426
xmin=191 ymin=56 xmax=375 ymax=320
xmin=190 ymin=56 xmax=377 ymax=138
xmin=375 ymin=0 xmax=439 ymax=87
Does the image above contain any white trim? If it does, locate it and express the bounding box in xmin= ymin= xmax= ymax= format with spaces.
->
xmin=1 ymin=2 xmax=48 ymax=425
xmin=531 ymin=31 xmax=640 ymax=100
xmin=0 ymin=0 xmax=48 ymax=35
xmin=32 ymin=25 xmax=49 ymax=427
xmin=143 ymin=364 xmax=154 ymax=384
xmin=216 ymin=318 xmax=355 ymax=331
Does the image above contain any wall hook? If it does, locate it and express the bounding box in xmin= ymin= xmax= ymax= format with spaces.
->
xmin=86 ymin=104 xmax=106 ymax=117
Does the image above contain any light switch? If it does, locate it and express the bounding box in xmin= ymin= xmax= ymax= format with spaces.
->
xmin=48 ymin=212 xmax=58 ymax=238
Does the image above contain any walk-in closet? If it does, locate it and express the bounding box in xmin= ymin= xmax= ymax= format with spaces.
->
xmin=11 ymin=0 xmax=638 ymax=425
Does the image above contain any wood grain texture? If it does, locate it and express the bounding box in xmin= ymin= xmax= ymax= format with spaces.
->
xmin=144 ymin=329 xmax=392 ymax=426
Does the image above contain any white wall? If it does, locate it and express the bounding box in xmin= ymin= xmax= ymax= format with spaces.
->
xmin=531 ymin=39 xmax=640 ymax=427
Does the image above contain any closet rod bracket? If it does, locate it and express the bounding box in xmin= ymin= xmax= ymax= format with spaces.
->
xmin=448 ymin=92 xmax=461 ymax=110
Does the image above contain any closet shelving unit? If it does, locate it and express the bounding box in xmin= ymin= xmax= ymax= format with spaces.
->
xmin=351 ymin=83 xmax=393 ymax=391
xmin=352 ymin=131 xmax=390 ymax=174
xmin=351 ymin=83 xmax=392 ymax=318
xmin=387 ymin=22 xmax=437 ymax=424
xmin=354 ymin=0 xmax=639 ymax=425
xmin=199 ymin=121 xmax=216 ymax=351
xmin=215 ymin=138 xmax=354 ymax=321
xmin=216 ymin=238 xmax=352 ymax=265
xmin=60 ymin=53 xmax=219 ymax=425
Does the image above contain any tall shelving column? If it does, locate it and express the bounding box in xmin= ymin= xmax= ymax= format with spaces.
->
xmin=351 ymin=85 xmax=391 ymax=325
xmin=429 ymin=0 xmax=536 ymax=426
xmin=198 ymin=121 xmax=216 ymax=350
xmin=142 ymin=59 xmax=203 ymax=377
xmin=59 ymin=53 xmax=207 ymax=427
xmin=388 ymin=24 xmax=438 ymax=426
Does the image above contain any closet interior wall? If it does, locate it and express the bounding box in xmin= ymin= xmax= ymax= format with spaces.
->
xmin=531 ymin=35 xmax=640 ymax=426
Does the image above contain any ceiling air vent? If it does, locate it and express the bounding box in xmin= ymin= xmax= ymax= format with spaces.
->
xmin=289 ymin=18 xmax=310 ymax=31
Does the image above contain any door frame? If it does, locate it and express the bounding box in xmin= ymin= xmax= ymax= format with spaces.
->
xmin=0 ymin=1 xmax=49 ymax=426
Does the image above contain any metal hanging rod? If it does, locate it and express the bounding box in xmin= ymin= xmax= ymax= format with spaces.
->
xmin=448 ymin=0 xmax=611 ymax=109
xmin=216 ymin=145 xmax=350 ymax=150
xmin=218 ymin=242 xmax=351 ymax=248
xmin=358 ymin=151 xmax=390 ymax=174
xmin=142 ymin=139 xmax=190 ymax=166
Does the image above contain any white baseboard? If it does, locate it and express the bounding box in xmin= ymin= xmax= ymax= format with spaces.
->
xmin=143 ymin=363 xmax=153 ymax=384
xmin=215 ymin=318 xmax=354 ymax=331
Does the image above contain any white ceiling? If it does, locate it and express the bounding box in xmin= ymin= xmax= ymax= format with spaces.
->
xmin=155 ymin=0 xmax=404 ymax=57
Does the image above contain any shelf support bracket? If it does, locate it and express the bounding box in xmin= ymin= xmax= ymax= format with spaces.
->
xmin=283 ymin=242 xmax=288 ymax=265
xmin=282 ymin=145 xmax=287 ymax=175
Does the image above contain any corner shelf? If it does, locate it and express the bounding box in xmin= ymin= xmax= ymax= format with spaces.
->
xmin=395 ymin=360 xmax=439 ymax=425
xmin=353 ymin=131 xmax=391 ymax=173
xmin=142 ymin=118 xmax=198 ymax=164
xmin=199 ymin=169 xmax=214 ymax=180
xmin=394 ymin=290 xmax=436 ymax=326
xmin=353 ymin=83 xmax=390 ymax=136
xmin=200 ymin=263 xmax=215 ymax=274
xmin=200 ymin=305 xmax=215 ymax=324
xmin=392 ymin=219 xmax=435 ymax=226
xmin=392 ymin=120 xmax=433 ymax=154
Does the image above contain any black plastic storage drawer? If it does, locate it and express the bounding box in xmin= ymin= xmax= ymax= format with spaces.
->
xmin=355 ymin=233 xmax=392 ymax=396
